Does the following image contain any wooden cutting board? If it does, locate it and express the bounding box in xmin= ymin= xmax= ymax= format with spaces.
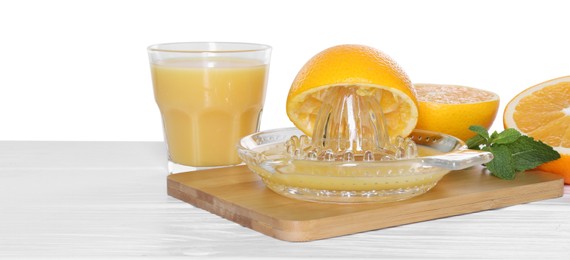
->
xmin=167 ymin=165 xmax=563 ymax=242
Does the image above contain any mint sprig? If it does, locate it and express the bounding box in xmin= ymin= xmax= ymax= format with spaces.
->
xmin=466 ymin=125 xmax=560 ymax=180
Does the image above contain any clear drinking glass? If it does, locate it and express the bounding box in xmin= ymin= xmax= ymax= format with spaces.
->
xmin=148 ymin=42 xmax=272 ymax=173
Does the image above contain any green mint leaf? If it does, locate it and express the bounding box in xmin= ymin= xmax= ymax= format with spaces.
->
xmin=486 ymin=145 xmax=516 ymax=180
xmin=466 ymin=126 xmax=561 ymax=181
xmin=466 ymin=134 xmax=487 ymax=150
xmin=490 ymin=131 xmax=499 ymax=141
xmin=468 ymin=125 xmax=490 ymax=140
xmin=491 ymin=128 xmax=522 ymax=144
xmin=507 ymin=135 xmax=561 ymax=172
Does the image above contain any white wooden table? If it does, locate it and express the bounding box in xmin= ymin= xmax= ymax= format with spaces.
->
xmin=1 ymin=141 xmax=569 ymax=259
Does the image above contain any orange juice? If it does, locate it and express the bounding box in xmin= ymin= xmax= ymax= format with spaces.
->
xmin=269 ymin=146 xmax=445 ymax=190
xmin=151 ymin=58 xmax=269 ymax=167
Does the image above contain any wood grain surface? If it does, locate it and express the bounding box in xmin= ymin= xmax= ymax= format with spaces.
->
xmin=167 ymin=165 xmax=564 ymax=242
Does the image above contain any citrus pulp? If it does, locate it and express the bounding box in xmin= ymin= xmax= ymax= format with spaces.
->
xmin=414 ymin=84 xmax=500 ymax=141
xmin=503 ymin=76 xmax=570 ymax=184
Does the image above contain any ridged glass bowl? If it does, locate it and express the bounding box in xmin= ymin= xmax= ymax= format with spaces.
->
xmin=238 ymin=127 xmax=493 ymax=203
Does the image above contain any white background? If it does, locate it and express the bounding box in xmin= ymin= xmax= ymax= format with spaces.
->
xmin=1 ymin=0 xmax=569 ymax=141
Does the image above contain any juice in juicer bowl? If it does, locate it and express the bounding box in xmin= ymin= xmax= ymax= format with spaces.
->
xmin=237 ymin=127 xmax=493 ymax=203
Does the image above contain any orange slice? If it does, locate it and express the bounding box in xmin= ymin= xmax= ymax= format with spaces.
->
xmin=286 ymin=44 xmax=418 ymax=139
xmin=503 ymin=76 xmax=570 ymax=184
xmin=414 ymin=84 xmax=500 ymax=141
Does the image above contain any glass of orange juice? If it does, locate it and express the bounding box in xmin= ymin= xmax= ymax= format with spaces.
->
xmin=148 ymin=42 xmax=271 ymax=173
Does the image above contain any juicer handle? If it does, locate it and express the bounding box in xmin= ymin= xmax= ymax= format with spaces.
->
xmin=420 ymin=149 xmax=494 ymax=170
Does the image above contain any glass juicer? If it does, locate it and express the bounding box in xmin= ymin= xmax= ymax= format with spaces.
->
xmin=238 ymin=85 xmax=493 ymax=203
